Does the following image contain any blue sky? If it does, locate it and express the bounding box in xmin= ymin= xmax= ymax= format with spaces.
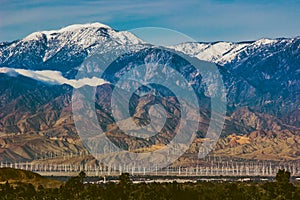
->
xmin=1 ymin=0 xmax=299 ymax=42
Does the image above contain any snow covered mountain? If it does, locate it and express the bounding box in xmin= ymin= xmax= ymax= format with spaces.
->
xmin=0 ymin=23 xmax=143 ymax=78
xmin=172 ymin=38 xmax=280 ymax=65
xmin=0 ymin=23 xmax=299 ymax=162
xmin=0 ymin=22 xmax=298 ymax=113
xmin=0 ymin=23 xmax=299 ymax=119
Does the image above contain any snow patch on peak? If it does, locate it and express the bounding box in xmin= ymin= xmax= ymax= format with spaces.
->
xmin=112 ymin=30 xmax=144 ymax=45
xmin=22 ymin=32 xmax=45 ymax=42
xmin=45 ymin=22 xmax=111 ymax=34
xmin=22 ymin=22 xmax=112 ymax=42
xmin=172 ymin=41 xmax=246 ymax=64
xmin=170 ymin=38 xmax=286 ymax=65
xmin=254 ymin=38 xmax=277 ymax=46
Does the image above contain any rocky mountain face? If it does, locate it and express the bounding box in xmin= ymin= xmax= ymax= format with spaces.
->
xmin=174 ymin=38 xmax=300 ymax=122
xmin=0 ymin=23 xmax=299 ymax=163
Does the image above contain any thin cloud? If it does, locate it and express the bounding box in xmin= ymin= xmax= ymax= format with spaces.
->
xmin=0 ymin=67 xmax=109 ymax=88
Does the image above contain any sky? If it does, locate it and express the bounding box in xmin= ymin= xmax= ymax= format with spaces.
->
xmin=0 ymin=0 xmax=299 ymax=42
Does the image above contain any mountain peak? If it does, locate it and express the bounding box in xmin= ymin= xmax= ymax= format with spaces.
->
xmin=0 ymin=22 xmax=143 ymax=72
xmin=22 ymin=22 xmax=112 ymax=42
xmin=42 ymin=22 xmax=112 ymax=35
xmin=172 ymin=37 xmax=299 ymax=65
xmin=57 ymin=22 xmax=111 ymax=32
xmin=254 ymin=38 xmax=277 ymax=46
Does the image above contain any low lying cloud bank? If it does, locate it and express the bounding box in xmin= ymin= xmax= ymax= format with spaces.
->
xmin=0 ymin=67 xmax=109 ymax=88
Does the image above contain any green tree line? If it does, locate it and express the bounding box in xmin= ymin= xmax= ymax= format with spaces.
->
xmin=1 ymin=169 xmax=299 ymax=200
